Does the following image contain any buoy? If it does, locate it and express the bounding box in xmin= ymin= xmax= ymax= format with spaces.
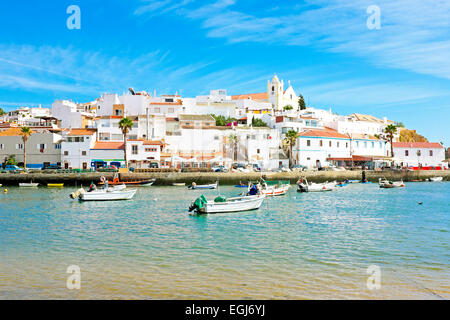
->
xmin=3 ymin=189 xmax=8 ymax=193
xmin=418 ymin=202 xmax=423 ymax=205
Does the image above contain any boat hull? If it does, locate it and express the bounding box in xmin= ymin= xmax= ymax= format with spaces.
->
xmin=261 ymin=184 xmax=290 ymax=196
xmin=197 ymin=195 xmax=265 ymax=214
xmin=80 ymin=189 xmax=137 ymax=201
xmin=48 ymin=183 xmax=64 ymax=188
xmin=19 ymin=183 xmax=39 ymax=187
xmin=189 ymin=183 xmax=218 ymax=190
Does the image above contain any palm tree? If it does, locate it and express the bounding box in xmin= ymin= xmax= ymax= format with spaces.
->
xmin=20 ymin=127 xmax=32 ymax=170
xmin=228 ymin=134 xmax=238 ymax=162
xmin=376 ymin=124 xmax=398 ymax=165
xmin=284 ymin=130 xmax=298 ymax=168
xmin=119 ymin=117 xmax=134 ymax=168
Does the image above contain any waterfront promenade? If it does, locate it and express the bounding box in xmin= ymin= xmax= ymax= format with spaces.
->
xmin=0 ymin=170 xmax=448 ymax=186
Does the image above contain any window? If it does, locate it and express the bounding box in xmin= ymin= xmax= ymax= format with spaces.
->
xmin=319 ymin=140 xmax=323 ymax=147
xmin=67 ymin=137 xmax=73 ymax=142
xmin=55 ymin=144 xmax=61 ymax=149
xmin=257 ymin=149 xmax=260 ymax=154
xmin=371 ymin=142 xmax=375 ymax=148
xmin=346 ymin=142 xmax=348 ymax=148
xmin=356 ymin=141 xmax=359 ymax=147
xmin=417 ymin=150 xmax=421 ymax=156
xmin=17 ymin=144 xmax=23 ymax=150
xmin=132 ymin=145 xmax=138 ymax=155
xmin=379 ymin=142 xmax=382 ymax=148
xmin=82 ymin=151 xmax=87 ymax=156
xmin=64 ymin=151 xmax=69 ymax=156
xmin=429 ymin=150 xmax=433 ymax=156
xmin=364 ymin=141 xmax=367 ymax=148
xmin=337 ymin=142 xmax=340 ymax=148
xmin=405 ymin=150 xmax=409 ymax=156
xmin=214 ymin=135 xmax=219 ymax=140
xmin=0 ymin=144 xmax=4 ymax=150
xmin=115 ymin=109 xmax=122 ymax=116
xmin=145 ymin=148 xmax=158 ymax=152
xmin=307 ymin=140 xmax=311 ymax=147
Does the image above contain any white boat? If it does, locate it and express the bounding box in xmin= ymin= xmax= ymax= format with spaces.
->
xmin=172 ymin=183 xmax=186 ymax=186
xmin=379 ymin=178 xmax=405 ymax=188
xmin=259 ymin=180 xmax=290 ymax=196
xmin=297 ymin=178 xmax=335 ymax=192
xmin=19 ymin=182 xmax=39 ymax=187
xmin=70 ymin=187 xmax=136 ymax=201
xmin=428 ymin=177 xmax=443 ymax=182
xmin=188 ymin=182 xmax=218 ymax=189
xmin=189 ymin=194 xmax=265 ymax=214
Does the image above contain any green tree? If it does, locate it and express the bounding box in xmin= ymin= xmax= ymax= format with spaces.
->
xmin=228 ymin=134 xmax=238 ymax=162
xmin=6 ymin=155 xmax=18 ymax=166
xmin=251 ymin=117 xmax=268 ymax=127
xmin=211 ymin=114 xmax=237 ymax=126
xmin=298 ymin=95 xmax=306 ymax=110
xmin=20 ymin=127 xmax=32 ymax=170
xmin=395 ymin=122 xmax=405 ymax=128
xmin=119 ymin=117 xmax=134 ymax=168
xmin=283 ymin=130 xmax=298 ymax=168
xmin=376 ymin=124 xmax=398 ymax=163
xmin=0 ymin=107 xmax=5 ymax=115
xmin=283 ymin=105 xmax=293 ymax=111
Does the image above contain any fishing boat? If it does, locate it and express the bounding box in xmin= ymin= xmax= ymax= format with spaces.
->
xmin=188 ymin=194 xmax=265 ymax=214
xmin=188 ymin=181 xmax=218 ymax=189
xmin=428 ymin=177 xmax=443 ymax=182
xmin=378 ymin=178 xmax=405 ymax=188
xmin=297 ymin=178 xmax=335 ymax=192
xmin=47 ymin=183 xmax=64 ymax=188
xmin=259 ymin=180 xmax=290 ymax=196
xmin=98 ymin=173 xmax=155 ymax=187
xmin=172 ymin=183 xmax=186 ymax=186
xmin=70 ymin=187 xmax=136 ymax=201
xmin=335 ymin=181 xmax=348 ymax=187
xmin=19 ymin=182 xmax=39 ymax=187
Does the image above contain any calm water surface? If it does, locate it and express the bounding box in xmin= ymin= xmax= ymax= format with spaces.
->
xmin=0 ymin=182 xmax=449 ymax=299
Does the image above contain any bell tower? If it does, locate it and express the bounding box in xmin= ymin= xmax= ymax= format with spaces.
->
xmin=268 ymin=74 xmax=283 ymax=110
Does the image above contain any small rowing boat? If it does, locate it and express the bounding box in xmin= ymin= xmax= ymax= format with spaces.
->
xmin=19 ymin=182 xmax=39 ymax=187
xmin=379 ymin=178 xmax=405 ymax=188
xmin=259 ymin=180 xmax=290 ymax=196
xmin=297 ymin=178 xmax=335 ymax=192
xmin=47 ymin=183 xmax=64 ymax=188
xmin=189 ymin=194 xmax=265 ymax=214
xmin=428 ymin=177 xmax=443 ymax=182
xmin=172 ymin=183 xmax=186 ymax=186
xmin=188 ymin=181 xmax=218 ymax=189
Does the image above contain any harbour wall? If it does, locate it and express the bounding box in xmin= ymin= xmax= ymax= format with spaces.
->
xmin=0 ymin=170 xmax=449 ymax=186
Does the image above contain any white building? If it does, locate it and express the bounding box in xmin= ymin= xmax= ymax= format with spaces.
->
xmin=52 ymin=100 xmax=95 ymax=129
xmin=0 ymin=127 xmax=62 ymax=169
xmin=268 ymin=75 xmax=299 ymax=111
xmin=393 ymin=142 xmax=446 ymax=168
xmin=61 ymin=128 xmax=97 ymax=169
xmin=127 ymin=139 xmax=165 ymax=168
xmin=294 ymin=127 xmax=351 ymax=168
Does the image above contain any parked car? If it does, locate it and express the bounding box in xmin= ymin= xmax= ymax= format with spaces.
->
xmin=43 ymin=164 xmax=62 ymax=170
xmin=3 ymin=165 xmax=23 ymax=172
xmin=232 ymin=163 xmax=246 ymax=170
xmin=251 ymin=163 xmax=261 ymax=172
xmin=212 ymin=165 xmax=228 ymax=172
xmin=149 ymin=162 xmax=159 ymax=168
xmin=292 ymin=164 xmax=307 ymax=171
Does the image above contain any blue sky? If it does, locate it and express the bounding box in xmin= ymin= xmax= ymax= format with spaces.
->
xmin=0 ymin=0 xmax=449 ymax=144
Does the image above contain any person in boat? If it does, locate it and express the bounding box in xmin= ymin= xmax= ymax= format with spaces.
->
xmin=344 ymin=179 xmax=349 ymax=184
xmin=88 ymin=182 xmax=97 ymax=192
xmin=191 ymin=182 xmax=197 ymax=189
xmin=247 ymin=184 xmax=259 ymax=196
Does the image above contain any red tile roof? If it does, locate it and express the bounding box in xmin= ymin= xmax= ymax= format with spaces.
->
xmin=92 ymin=142 xmax=124 ymax=150
xmin=231 ymin=92 xmax=269 ymax=100
xmin=393 ymin=142 xmax=444 ymax=149
xmin=0 ymin=127 xmax=35 ymax=136
xmin=299 ymin=128 xmax=349 ymax=139
xmin=67 ymin=128 xmax=97 ymax=136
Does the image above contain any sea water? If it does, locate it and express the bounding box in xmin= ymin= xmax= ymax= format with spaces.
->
xmin=0 ymin=182 xmax=448 ymax=299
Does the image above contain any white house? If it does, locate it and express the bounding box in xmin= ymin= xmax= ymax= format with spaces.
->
xmin=127 ymin=139 xmax=165 ymax=168
xmin=61 ymin=128 xmax=97 ymax=169
xmin=90 ymin=141 xmax=125 ymax=169
xmin=393 ymin=142 xmax=446 ymax=168
xmin=295 ymin=127 xmax=351 ymax=168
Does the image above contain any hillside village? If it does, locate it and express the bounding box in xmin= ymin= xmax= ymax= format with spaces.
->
xmin=0 ymin=75 xmax=447 ymax=171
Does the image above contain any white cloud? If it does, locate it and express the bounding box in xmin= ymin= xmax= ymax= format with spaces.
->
xmin=134 ymin=0 xmax=450 ymax=80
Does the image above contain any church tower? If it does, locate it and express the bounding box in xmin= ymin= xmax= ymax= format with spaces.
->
xmin=268 ymin=74 xmax=284 ymax=111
